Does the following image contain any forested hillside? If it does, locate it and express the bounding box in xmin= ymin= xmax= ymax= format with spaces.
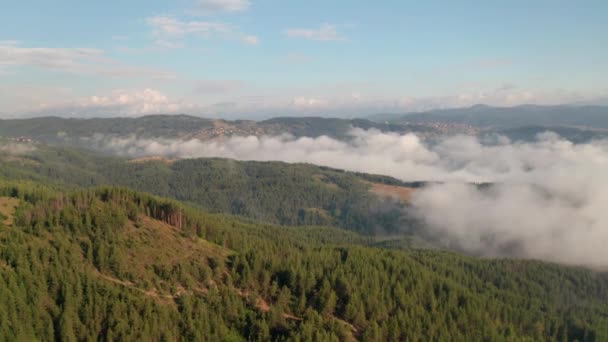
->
xmin=0 ymin=115 xmax=434 ymax=143
xmin=1 ymin=181 xmax=607 ymax=340
xmin=0 ymin=143 xmax=417 ymax=234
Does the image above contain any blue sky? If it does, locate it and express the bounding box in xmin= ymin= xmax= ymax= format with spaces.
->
xmin=1 ymin=0 xmax=607 ymax=118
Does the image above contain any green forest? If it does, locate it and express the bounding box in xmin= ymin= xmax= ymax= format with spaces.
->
xmin=0 ymin=181 xmax=607 ymax=340
xmin=1 ymin=141 xmax=608 ymax=340
xmin=0 ymin=143 xmax=416 ymax=235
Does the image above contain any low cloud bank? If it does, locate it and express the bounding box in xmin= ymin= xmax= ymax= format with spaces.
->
xmin=85 ymin=130 xmax=608 ymax=266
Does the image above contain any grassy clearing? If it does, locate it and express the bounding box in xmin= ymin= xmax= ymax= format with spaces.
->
xmin=0 ymin=197 xmax=19 ymax=226
xmin=128 ymin=156 xmax=176 ymax=164
xmin=102 ymin=215 xmax=234 ymax=296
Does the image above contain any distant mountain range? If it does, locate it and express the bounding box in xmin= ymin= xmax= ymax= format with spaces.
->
xmin=1 ymin=104 xmax=607 ymax=145
xmin=0 ymin=115 xmax=437 ymax=143
xmin=369 ymin=104 xmax=608 ymax=129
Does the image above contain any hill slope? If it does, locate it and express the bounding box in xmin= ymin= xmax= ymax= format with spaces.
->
xmin=0 ymin=143 xmax=419 ymax=234
xmin=1 ymin=182 xmax=607 ymax=340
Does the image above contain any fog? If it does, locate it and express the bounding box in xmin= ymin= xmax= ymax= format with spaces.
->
xmin=86 ymin=130 xmax=608 ymax=266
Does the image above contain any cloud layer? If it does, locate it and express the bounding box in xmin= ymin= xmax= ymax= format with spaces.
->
xmin=83 ymin=129 xmax=608 ymax=267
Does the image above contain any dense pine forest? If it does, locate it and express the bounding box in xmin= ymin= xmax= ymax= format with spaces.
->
xmin=1 ymin=180 xmax=607 ymax=340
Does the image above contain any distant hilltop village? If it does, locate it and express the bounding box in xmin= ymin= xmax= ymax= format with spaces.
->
xmin=199 ymin=121 xmax=266 ymax=139
xmin=400 ymin=121 xmax=480 ymax=135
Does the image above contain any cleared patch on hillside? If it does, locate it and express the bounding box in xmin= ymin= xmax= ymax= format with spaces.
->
xmin=0 ymin=197 xmax=19 ymax=226
xmin=126 ymin=215 xmax=231 ymax=268
xmin=128 ymin=156 xmax=177 ymax=164
xmin=369 ymin=182 xmax=415 ymax=202
xmin=99 ymin=215 xmax=233 ymax=298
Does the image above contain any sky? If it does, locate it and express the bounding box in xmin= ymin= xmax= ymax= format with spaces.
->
xmin=1 ymin=0 xmax=607 ymax=119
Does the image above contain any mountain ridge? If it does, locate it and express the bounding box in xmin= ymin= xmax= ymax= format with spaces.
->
xmin=368 ymin=104 xmax=608 ymax=129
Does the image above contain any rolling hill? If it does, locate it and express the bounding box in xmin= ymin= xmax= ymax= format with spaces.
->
xmin=0 ymin=141 xmax=421 ymax=235
xmin=0 ymin=115 xmax=437 ymax=144
xmin=0 ymin=181 xmax=606 ymax=340
xmin=4 ymin=105 xmax=607 ymax=149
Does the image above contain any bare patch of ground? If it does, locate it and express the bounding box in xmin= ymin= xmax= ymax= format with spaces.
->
xmin=368 ymin=182 xmax=415 ymax=202
xmin=128 ymin=156 xmax=177 ymax=164
xmin=0 ymin=197 xmax=20 ymax=226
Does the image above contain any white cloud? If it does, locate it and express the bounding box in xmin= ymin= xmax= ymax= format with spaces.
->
xmin=0 ymin=40 xmax=173 ymax=79
xmin=0 ymin=40 xmax=103 ymax=69
xmin=407 ymin=135 xmax=608 ymax=266
xmin=193 ymin=0 xmax=250 ymax=13
xmin=146 ymin=15 xmax=256 ymax=47
xmin=284 ymin=24 xmax=344 ymax=42
xmin=291 ymin=97 xmax=328 ymax=108
xmin=242 ymin=35 xmax=259 ymax=45
xmin=83 ymin=130 xmax=608 ymax=267
xmin=87 ymin=89 xmax=178 ymax=110
xmin=147 ymin=16 xmax=231 ymax=36
xmin=84 ymin=88 xmax=198 ymax=116
xmin=28 ymin=89 xmax=197 ymax=117
xmin=85 ymin=129 xmax=607 ymax=184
